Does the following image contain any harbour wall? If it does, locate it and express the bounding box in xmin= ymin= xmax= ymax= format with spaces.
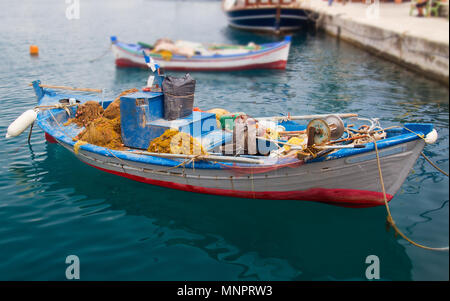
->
xmin=306 ymin=3 xmax=449 ymax=86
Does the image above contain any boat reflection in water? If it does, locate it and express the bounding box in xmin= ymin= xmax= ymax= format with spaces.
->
xmin=7 ymin=140 xmax=413 ymax=280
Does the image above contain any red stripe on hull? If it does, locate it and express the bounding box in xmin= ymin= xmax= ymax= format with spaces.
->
xmin=45 ymin=133 xmax=58 ymax=143
xmin=115 ymin=58 xmax=287 ymax=71
xmin=84 ymin=161 xmax=392 ymax=208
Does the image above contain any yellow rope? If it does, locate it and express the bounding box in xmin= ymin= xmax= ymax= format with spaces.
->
xmin=74 ymin=140 xmax=87 ymax=155
xmin=402 ymin=127 xmax=426 ymax=141
xmin=420 ymin=152 xmax=449 ymax=177
xmin=401 ymin=127 xmax=448 ymax=177
xmin=372 ymin=136 xmax=449 ymax=251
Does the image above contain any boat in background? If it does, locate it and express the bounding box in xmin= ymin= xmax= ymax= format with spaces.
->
xmin=110 ymin=36 xmax=291 ymax=71
xmin=222 ymin=0 xmax=311 ymax=34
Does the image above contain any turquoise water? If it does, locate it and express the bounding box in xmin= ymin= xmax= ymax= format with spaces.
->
xmin=0 ymin=0 xmax=448 ymax=280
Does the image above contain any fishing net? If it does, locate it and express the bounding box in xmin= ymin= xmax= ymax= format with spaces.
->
xmin=148 ymin=129 xmax=207 ymax=155
xmin=70 ymin=88 xmax=139 ymax=150
xmin=76 ymin=117 xmax=123 ymax=150
xmin=103 ymin=88 xmax=139 ymax=120
xmin=64 ymin=101 xmax=104 ymax=127
xmin=206 ymin=108 xmax=230 ymax=128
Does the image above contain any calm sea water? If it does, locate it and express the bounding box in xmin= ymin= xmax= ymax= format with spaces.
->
xmin=0 ymin=0 xmax=448 ymax=280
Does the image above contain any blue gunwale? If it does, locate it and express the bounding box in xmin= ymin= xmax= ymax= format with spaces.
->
xmin=33 ymin=81 xmax=433 ymax=170
xmin=113 ymin=36 xmax=291 ymax=60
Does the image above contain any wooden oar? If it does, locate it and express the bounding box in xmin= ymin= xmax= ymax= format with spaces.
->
xmin=29 ymin=83 xmax=102 ymax=93
xmin=278 ymin=130 xmax=306 ymax=136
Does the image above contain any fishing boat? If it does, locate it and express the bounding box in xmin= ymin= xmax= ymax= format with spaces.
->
xmin=110 ymin=36 xmax=291 ymax=71
xmin=8 ymin=78 xmax=438 ymax=209
xmin=222 ymin=0 xmax=311 ymax=33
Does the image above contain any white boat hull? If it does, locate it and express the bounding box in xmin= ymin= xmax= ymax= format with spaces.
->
xmin=57 ymin=138 xmax=425 ymax=208
xmin=111 ymin=41 xmax=290 ymax=71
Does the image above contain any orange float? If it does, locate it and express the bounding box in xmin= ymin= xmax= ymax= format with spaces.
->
xmin=29 ymin=45 xmax=39 ymax=55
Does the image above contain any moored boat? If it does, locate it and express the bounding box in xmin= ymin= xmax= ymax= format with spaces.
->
xmin=222 ymin=0 xmax=311 ymax=34
xmin=110 ymin=36 xmax=291 ymax=71
xmin=17 ymin=79 xmax=439 ymax=209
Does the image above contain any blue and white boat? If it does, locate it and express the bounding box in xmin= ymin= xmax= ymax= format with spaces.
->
xmin=111 ymin=36 xmax=291 ymax=71
xmin=222 ymin=0 xmax=310 ymax=33
xmin=3 ymin=77 xmax=437 ymax=208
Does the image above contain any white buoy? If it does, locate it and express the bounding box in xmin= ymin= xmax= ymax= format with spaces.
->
xmin=5 ymin=109 xmax=38 ymax=138
xmin=425 ymin=129 xmax=438 ymax=144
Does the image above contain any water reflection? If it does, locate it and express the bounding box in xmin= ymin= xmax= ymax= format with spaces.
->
xmin=6 ymin=140 xmax=418 ymax=280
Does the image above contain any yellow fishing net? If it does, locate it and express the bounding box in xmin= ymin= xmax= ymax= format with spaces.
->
xmin=147 ymin=129 xmax=207 ymax=155
xmin=70 ymin=89 xmax=139 ymax=150
xmin=206 ymin=108 xmax=230 ymax=128
xmin=76 ymin=117 xmax=123 ymax=150
xmin=156 ymin=50 xmax=173 ymax=61
xmin=103 ymin=88 xmax=139 ymax=120
xmin=64 ymin=101 xmax=104 ymax=127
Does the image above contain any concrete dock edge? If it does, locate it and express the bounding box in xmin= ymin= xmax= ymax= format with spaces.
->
xmin=306 ymin=2 xmax=449 ymax=86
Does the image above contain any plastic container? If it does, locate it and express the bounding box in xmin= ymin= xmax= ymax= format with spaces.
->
xmin=162 ymin=74 xmax=196 ymax=120
xmin=219 ymin=112 xmax=245 ymax=130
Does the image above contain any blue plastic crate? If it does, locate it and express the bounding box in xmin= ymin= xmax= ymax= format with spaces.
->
xmin=120 ymin=92 xmax=228 ymax=150
xmin=120 ymin=91 xmax=165 ymax=149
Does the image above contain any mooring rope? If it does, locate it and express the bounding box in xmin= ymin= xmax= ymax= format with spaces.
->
xmin=420 ymin=151 xmax=449 ymax=177
xmin=399 ymin=127 xmax=449 ymax=178
xmin=89 ymin=45 xmax=112 ymax=63
xmin=372 ymin=136 xmax=449 ymax=251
